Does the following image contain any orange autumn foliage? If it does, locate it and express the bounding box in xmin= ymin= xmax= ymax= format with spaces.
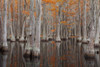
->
xmin=42 ymin=0 xmax=56 ymax=4
xmin=61 ymin=21 xmax=67 ymax=24
xmin=22 ymin=10 xmax=29 ymax=15
xmin=51 ymin=41 xmax=56 ymax=44
xmin=69 ymin=36 xmax=79 ymax=38
xmin=34 ymin=12 xmax=36 ymax=17
xmin=51 ymin=29 xmax=56 ymax=32
xmin=40 ymin=35 xmax=43 ymax=37
xmin=62 ymin=10 xmax=66 ymax=13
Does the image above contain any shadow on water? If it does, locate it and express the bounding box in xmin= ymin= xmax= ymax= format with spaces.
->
xmin=0 ymin=39 xmax=99 ymax=67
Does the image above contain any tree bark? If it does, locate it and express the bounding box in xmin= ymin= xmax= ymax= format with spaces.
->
xmin=56 ymin=6 xmax=61 ymax=41
xmin=33 ymin=0 xmax=42 ymax=56
xmin=82 ymin=0 xmax=87 ymax=43
xmin=77 ymin=0 xmax=82 ymax=41
xmin=2 ymin=0 xmax=8 ymax=47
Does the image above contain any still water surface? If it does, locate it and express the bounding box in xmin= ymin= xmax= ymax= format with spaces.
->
xmin=0 ymin=39 xmax=99 ymax=67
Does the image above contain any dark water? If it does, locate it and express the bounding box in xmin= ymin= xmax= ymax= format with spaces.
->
xmin=0 ymin=39 xmax=99 ymax=67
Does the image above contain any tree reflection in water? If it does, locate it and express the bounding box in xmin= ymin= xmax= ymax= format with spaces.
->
xmin=0 ymin=39 xmax=99 ymax=67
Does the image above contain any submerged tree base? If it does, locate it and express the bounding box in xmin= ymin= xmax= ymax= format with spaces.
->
xmin=10 ymin=37 xmax=16 ymax=42
xmin=16 ymin=37 xmax=20 ymax=41
xmin=77 ymin=37 xmax=82 ymax=42
xmin=82 ymin=39 xmax=89 ymax=44
xmin=19 ymin=37 xmax=25 ymax=42
xmin=0 ymin=42 xmax=8 ymax=52
xmin=32 ymin=47 xmax=40 ymax=58
xmin=1 ymin=46 xmax=8 ymax=52
xmin=56 ymin=37 xmax=61 ymax=42
xmin=61 ymin=38 xmax=67 ymax=41
xmin=24 ymin=50 xmax=31 ymax=58
xmin=94 ymin=44 xmax=100 ymax=48
xmin=84 ymin=49 xmax=95 ymax=60
xmin=48 ymin=38 xmax=54 ymax=41
xmin=82 ymin=44 xmax=95 ymax=60
xmin=19 ymin=39 xmax=27 ymax=42
xmin=94 ymin=41 xmax=100 ymax=48
xmin=77 ymin=39 xmax=82 ymax=42
xmin=41 ymin=39 xmax=48 ymax=42
xmin=84 ymin=53 xmax=95 ymax=60
xmin=7 ymin=38 xmax=11 ymax=41
xmin=32 ymin=52 xmax=40 ymax=58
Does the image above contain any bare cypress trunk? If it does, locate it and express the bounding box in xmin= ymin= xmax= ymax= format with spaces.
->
xmin=33 ymin=0 xmax=42 ymax=56
xmin=7 ymin=0 xmax=11 ymax=40
xmin=95 ymin=17 xmax=100 ymax=45
xmin=20 ymin=0 xmax=27 ymax=41
xmin=48 ymin=16 xmax=53 ymax=40
xmin=10 ymin=0 xmax=15 ymax=41
xmin=56 ymin=6 xmax=61 ymax=41
xmin=9 ymin=8 xmax=15 ymax=42
xmin=46 ymin=15 xmax=49 ymax=40
xmin=30 ymin=0 xmax=35 ymax=47
xmin=20 ymin=21 xmax=26 ymax=41
xmin=24 ymin=0 xmax=36 ymax=56
xmin=2 ymin=0 xmax=8 ymax=49
xmin=66 ymin=0 xmax=69 ymax=39
xmin=86 ymin=0 xmax=96 ymax=56
xmin=42 ymin=4 xmax=46 ymax=40
xmin=77 ymin=0 xmax=82 ymax=41
xmin=94 ymin=0 xmax=100 ymax=45
xmin=0 ymin=0 xmax=2 ymax=43
xmin=82 ymin=0 xmax=87 ymax=43
xmin=17 ymin=0 xmax=21 ymax=40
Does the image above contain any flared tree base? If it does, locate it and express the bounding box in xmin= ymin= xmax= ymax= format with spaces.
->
xmin=77 ymin=37 xmax=82 ymax=42
xmin=48 ymin=38 xmax=54 ymax=41
xmin=94 ymin=41 xmax=100 ymax=48
xmin=61 ymin=38 xmax=67 ymax=41
xmin=82 ymin=39 xmax=89 ymax=44
xmin=32 ymin=48 xmax=40 ymax=58
xmin=24 ymin=50 xmax=31 ymax=58
xmin=16 ymin=36 xmax=20 ymax=41
xmin=84 ymin=53 xmax=95 ymax=60
xmin=10 ymin=37 xmax=16 ymax=42
xmin=82 ymin=44 xmax=95 ymax=60
xmin=56 ymin=37 xmax=61 ymax=42
xmin=7 ymin=38 xmax=11 ymax=41
xmin=19 ymin=37 xmax=27 ymax=42
xmin=94 ymin=44 xmax=100 ymax=48
xmin=1 ymin=46 xmax=8 ymax=52
xmin=41 ymin=39 xmax=48 ymax=42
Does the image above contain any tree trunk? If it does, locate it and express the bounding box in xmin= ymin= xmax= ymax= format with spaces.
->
xmin=56 ymin=6 xmax=61 ymax=41
xmin=0 ymin=0 xmax=2 ymax=44
xmin=19 ymin=21 xmax=25 ymax=41
xmin=17 ymin=0 xmax=21 ymax=40
xmin=77 ymin=0 xmax=82 ymax=41
xmin=94 ymin=0 xmax=100 ymax=46
xmin=10 ymin=0 xmax=15 ymax=41
xmin=95 ymin=17 xmax=100 ymax=45
xmin=20 ymin=0 xmax=27 ymax=41
xmin=33 ymin=0 xmax=42 ymax=56
xmin=82 ymin=0 xmax=87 ymax=43
xmin=42 ymin=4 xmax=46 ymax=40
xmin=2 ymin=0 xmax=8 ymax=49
